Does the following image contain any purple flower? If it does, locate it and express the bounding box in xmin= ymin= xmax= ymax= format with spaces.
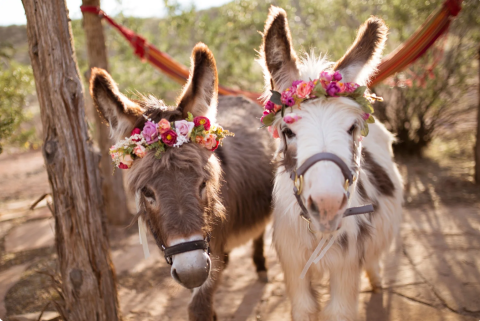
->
xmin=142 ymin=121 xmax=159 ymax=144
xmin=333 ymin=71 xmax=343 ymax=81
xmin=291 ymin=80 xmax=303 ymax=90
xmin=326 ymin=82 xmax=341 ymax=97
xmin=281 ymin=88 xmax=294 ymax=105
xmin=265 ymin=101 xmax=275 ymax=111
xmin=285 ymin=97 xmax=295 ymax=107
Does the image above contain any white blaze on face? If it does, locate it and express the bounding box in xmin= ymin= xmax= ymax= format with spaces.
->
xmin=284 ymin=99 xmax=361 ymax=232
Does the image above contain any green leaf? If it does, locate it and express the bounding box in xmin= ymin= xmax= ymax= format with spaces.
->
xmin=312 ymin=83 xmax=327 ymax=96
xmin=187 ymin=112 xmax=194 ymax=122
xmin=281 ymin=104 xmax=286 ymax=117
xmin=361 ymin=124 xmax=369 ymax=136
xmin=269 ymin=90 xmax=282 ymax=105
xmin=352 ymin=86 xmax=367 ymax=98
xmin=261 ymin=113 xmax=276 ymax=126
xmin=366 ymin=115 xmax=375 ymax=124
xmin=356 ymin=97 xmax=374 ymax=114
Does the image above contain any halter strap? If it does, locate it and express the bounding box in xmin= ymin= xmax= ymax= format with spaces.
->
xmin=292 ymin=153 xmax=353 ymax=184
xmin=139 ymin=199 xmax=211 ymax=264
xmin=288 ymin=152 xmax=374 ymax=227
xmin=162 ymin=236 xmax=210 ymax=265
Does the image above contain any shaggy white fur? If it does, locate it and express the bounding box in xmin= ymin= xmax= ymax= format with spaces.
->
xmin=270 ymin=53 xmax=403 ymax=321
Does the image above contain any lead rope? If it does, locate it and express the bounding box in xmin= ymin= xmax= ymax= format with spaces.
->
xmin=299 ymin=236 xmax=336 ymax=279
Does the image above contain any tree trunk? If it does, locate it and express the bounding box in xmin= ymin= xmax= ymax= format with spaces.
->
xmin=82 ymin=0 xmax=130 ymax=225
xmin=475 ymin=44 xmax=480 ymax=184
xmin=21 ymin=1 xmax=121 ymax=320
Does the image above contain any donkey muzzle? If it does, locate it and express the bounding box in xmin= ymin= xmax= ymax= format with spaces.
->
xmin=308 ymin=193 xmax=347 ymax=233
xmin=171 ymin=250 xmax=211 ymax=289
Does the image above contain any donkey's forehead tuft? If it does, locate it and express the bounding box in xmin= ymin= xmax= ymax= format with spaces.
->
xmin=127 ymin=143 xmax=215 ymax=192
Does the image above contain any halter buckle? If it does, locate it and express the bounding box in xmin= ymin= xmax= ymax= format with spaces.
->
xmin=294 ymin=173 xmax=304 ymax=195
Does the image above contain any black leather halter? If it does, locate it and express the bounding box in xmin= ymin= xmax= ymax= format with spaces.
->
xmin=139 ymin=200 xmax=211 ymax=265
xmin=289 ymin=152 xmax=374 ymax=231
xmin=162 ymin=236 xmax=210 ymax=265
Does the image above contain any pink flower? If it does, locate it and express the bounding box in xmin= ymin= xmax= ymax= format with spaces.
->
xmin=274 ymin=104 xmax=282 ymax=112
xmin=296 ymin=81 xmax=314 ymax=98
xmin=283 ymin=113 xmax=302 ymax=124
xmin=142 ymin=121 xmax=159 ymax=144
xmin=345 ymin=82 xmax=360 ymax=93
xmin=175 ymin=120 xmax=194 ymax=137
xmin=333 ymin=71 xmax=343 ymax=81
xmin=119 ymin=154 xmax=133 ymax=168
xmin=281 ymin=88 xmax=294 ymax=106
xmin=133 ymin=145 xmax=146 ymax=158
xmin=291 ymin=80 xmax=303 ymax=90
xmin=205 ymin=134 xmax=219 ymax=151
xmin=337 ymin=82 xmax=346 ymax=93
xmin=158 ymin=119 xmax=171 ymax=134
xmin=326 ymin=82 xmax=341 ymax=96
xmin=263 ymin=110 xmax=271 ymax=116
xmin=320 ymin=71 xmax=333 ymax=82
xmin=161 ymin=130 xmax=177 ymax=147
xmin=362 ymin=113 xmax=370 ymax=120
xmin=194 ymin=116 xmax=211 ymax=131
xmin=268 ymin=126 xmax=279 ymax=139
xmin=195 ymin=135 xmax=206 ymax=146
xmin=265 ymin=101 xmax=275 ymax=111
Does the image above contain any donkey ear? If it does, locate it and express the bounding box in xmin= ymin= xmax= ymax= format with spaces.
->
xmin=260 ymin=6 xmax=300 ymax=92
xmin=176 ymin=43 xmax=218 ymax=119
xmin=333 ymin=17 xmax=388 ymax=85
xmin=90 ymin=68 xmax=144 ymax=141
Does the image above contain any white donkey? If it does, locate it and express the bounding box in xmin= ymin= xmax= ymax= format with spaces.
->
xmin=258 ymin=7 xmax=403 ymax=321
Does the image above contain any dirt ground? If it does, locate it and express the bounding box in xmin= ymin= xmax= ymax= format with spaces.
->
xmin=0 ymin=148 xmax=479 ymax=321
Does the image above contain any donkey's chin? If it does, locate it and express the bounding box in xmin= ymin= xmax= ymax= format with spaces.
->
xmin=171 ymin=251 xmax=211 ymax=289
xmin=312 ymin=214 xmax=343 ymax=234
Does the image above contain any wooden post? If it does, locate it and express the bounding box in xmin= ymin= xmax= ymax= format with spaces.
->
xmin=82 ymin=0 xmax=130 ymax=225
xmin=21 ymin=1 xmax=121 ymax=320
xmin=476 ymin=44 xmax=480 ymax=184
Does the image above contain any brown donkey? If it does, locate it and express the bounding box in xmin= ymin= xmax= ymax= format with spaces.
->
xmin=90 ymin=43 xmax=274 ymax=320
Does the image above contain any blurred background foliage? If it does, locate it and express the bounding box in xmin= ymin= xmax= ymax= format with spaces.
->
xmin=0 ymin=43 xmax=35 ymax=154
xmin=0 ymin=0 xmax=479 ymax=156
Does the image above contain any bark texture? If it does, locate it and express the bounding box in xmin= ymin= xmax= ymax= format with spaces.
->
xmin=476 ymin=44 xmax=480 ymax=184
xmin=82 ymin=0 xmax=130 ymax=225
xmin=21 ymin=0 xmax=121 ymax=320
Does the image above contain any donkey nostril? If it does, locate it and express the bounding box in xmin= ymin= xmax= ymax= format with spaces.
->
xmin=308 ymin=197 xmax=320 ymax=216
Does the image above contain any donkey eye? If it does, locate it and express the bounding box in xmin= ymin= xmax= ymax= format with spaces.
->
xmin=282 ymin=127 xmax=296 ymax=139
xmin=348 ymin=124 xmax=356 ymax=135
xmin=199 ymin=181 xmax=207 ymax=193
xmin=142 ymin=187 xmax=155 ymax=200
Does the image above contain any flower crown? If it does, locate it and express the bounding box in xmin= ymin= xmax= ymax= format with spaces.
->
xmin=110 ymin=112 xmax=234 ymax=169
xmin=261 ymin=71 xmax=383 ymax=137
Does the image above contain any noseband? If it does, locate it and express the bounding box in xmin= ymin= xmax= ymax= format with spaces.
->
xmin=139 ymin=200 xmax=211 ymax=265
xmin=289 ymin=152 xmax=374 ymax=232
xmin=161 ymin=236 xmax=210 ymax=265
